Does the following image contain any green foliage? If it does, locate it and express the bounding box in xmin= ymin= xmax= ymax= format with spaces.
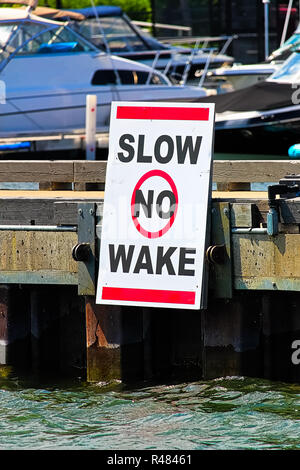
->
xmin=37 ymin=0 xmax=152 ymax=21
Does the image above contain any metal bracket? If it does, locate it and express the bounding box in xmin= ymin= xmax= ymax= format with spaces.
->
xmin=209 ymin=202 xmax=232 ymax=298
xmin=76 ymin=203 xmax=96 ymax=296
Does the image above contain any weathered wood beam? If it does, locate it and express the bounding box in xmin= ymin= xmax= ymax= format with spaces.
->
xmin=0 ymin=161 xmax=74 ymax=182
xmin=213 ymin=160 xmax=300 ymax=183
xmin=73 ymin=161 xmax=106 ymax=184
xmin=0 ymin=160 xmax=298 ymax=185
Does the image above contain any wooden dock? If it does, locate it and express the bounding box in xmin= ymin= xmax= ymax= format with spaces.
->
xmin=0 ymin=131 xmax=110 ymax=159
xmin=1 ymin=159 xmax=300 ymax=383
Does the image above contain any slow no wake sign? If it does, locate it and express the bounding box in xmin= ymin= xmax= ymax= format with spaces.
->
xmin=96 ymin=101 xmax=215 ymax=310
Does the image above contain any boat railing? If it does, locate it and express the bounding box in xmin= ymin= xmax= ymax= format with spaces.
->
xmin=158 ymin=35 xmax=238 ymax=56
xmin=151 ymin=34 xmax=238 ymax=85
xmin=144 ymin=39 xmax=219 ymax=86
xmin=132 ymin=20 xmax=192 ymax=37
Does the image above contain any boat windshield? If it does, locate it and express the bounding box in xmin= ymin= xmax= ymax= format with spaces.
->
xmin=73 ymin=16 xmax=154 ymax=52
xmin=268 ymin=34 xmax=300 ymax=61
xmin=0 ymin=20 xmax=95 ymax=68
xmin=268 ymin=51 xmax=300 ymax=83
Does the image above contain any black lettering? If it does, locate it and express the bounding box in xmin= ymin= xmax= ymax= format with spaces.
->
xmin=118 ymin=134 xmax=135 ymax=162
xmin=178 ymin=248 xmax=196 ymax=276
xmin=134 ymin=189 xmax=154 ymax=218
xmin=176 ymin=136 xmax=202 ymax=164
xmin=156 ymin=246 xmax=176 ymax=275
xmin=133 ymin=246 xmax=154 ymax=274
xmin=137 ymin=135 xmax=152 ymax=163
xmin=156 ymin=190 xmax=176 ymax=219
xmin=154 ymin=135 xmax=174 ymax=164
xmin=109 ymin=244 xmax=134 ymax=272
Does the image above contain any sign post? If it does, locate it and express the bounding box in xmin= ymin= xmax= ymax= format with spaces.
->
xmin=96 ymin=101 xmax=215 ymax=310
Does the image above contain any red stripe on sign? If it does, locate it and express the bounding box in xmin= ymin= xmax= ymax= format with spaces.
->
xmin=102 ymin=287 xmax=196 ymax=305
xmin=116 ymin=106 xmax=209 ymax=121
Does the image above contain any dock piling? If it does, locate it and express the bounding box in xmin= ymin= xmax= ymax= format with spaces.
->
xmin=0 ymin=159 xmax=300 ymax=383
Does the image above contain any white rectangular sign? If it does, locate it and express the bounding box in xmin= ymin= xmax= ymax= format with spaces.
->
xmin=96 ymin=101 xmax=215 ymax=309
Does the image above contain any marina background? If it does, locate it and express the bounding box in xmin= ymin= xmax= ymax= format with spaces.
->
xmin=1 ymin=0 xmax=300 ymax=452
xmin=37 ymin=0 xmax=300 ymax=63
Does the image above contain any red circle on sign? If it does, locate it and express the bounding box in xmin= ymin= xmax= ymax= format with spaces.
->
xmin=131 ymin=169 xmax=178 ymax=239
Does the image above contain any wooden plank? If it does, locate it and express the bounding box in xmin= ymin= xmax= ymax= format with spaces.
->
xmin=54 ymin=202 xmax=78 ymax=225
xmin=0 ymin=199 xmax=100 ymax=225
xmin=213 ymin=160 xmax=300 ymax=183
xmin=0 ymin=159 xmax=298 ymax=185
xmin=213 ymin=191 xmax=267 ymax=200
xmin=74 ymin=161 xmax=107 ymax=183
xmin=0 ymin=200 xmax=55 ymax=224
xmin=0 ymin=160 xmax=74 ymax=183
xmin=0 ymin=190 xmax=105 ymax=199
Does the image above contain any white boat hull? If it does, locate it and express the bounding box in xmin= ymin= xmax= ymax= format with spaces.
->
xmin=0 ymin=53 xmax=208 ymax=138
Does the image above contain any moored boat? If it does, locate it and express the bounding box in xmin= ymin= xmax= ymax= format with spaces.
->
xmin=196 ymin=49 xmax=300 ymax=155
xmin=33 ymin=5 xmax=235 ymax=85
xmin=0 ymin=2 xmax=211 ymax=139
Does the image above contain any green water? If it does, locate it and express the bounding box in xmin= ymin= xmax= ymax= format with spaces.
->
xmin=1 ymin=371 xmax=300 ymax=450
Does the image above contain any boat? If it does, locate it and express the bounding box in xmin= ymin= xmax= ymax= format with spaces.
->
xmin=203 ymin=33 xmax=300 ymax=93
xmin=203 ymin=18 xmax=300 ymax=92
xmin=203 ymin=62 xmax=280 ymax=93
xmin=34 ymin=5 xmax=235 ymax=85
xmin=196 ymin=48 xmax=300 ymax=155
xmin=0 ymin=2 xmax=211 ymax=140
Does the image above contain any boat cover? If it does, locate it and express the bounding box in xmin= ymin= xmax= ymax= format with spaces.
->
xmin=32 ymin=7 xmax=85 ymax=21
xmin=196 ymin=81 xmax=295 ymax=112
xmin=70 ymin=6 xmax=122 ymax=19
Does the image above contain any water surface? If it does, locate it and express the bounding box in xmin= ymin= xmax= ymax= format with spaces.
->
xmin=0 ymin=371 xmax=300 ymax=450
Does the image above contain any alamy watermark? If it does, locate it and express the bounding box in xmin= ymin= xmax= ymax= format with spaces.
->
xmin=291 ymin=340 xmax=300 ymax=365
xmin=0 ymin=80 xmax=5 ymax=104
xmin=291 ymin=83 xmax=300 ymax=105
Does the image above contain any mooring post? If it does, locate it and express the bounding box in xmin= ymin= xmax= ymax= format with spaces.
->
xmin=262 ymin=292 xmax=300 ymax=383
xmin=0 ymin=286 xmax=10 ymax=365
xmin=202 ymin=293 xmax=263 ymax=379
xmin=0 ymin=285 xmax=30 ymax=369
xmin=85 ymin=94 xmax=97 ymax=161
xmin=85 ymin=297 xmax=144 ymax=382
xmin=30 ymin=287 xmax=61 ymax=374
xmin=30 ymin=286 xmax=68 ymax=374
xmin=85 ymin=298 xmax=122 ymax=382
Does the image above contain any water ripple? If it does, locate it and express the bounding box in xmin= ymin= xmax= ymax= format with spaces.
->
xmin=0 ymin=374 xmax=300 ymax=449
